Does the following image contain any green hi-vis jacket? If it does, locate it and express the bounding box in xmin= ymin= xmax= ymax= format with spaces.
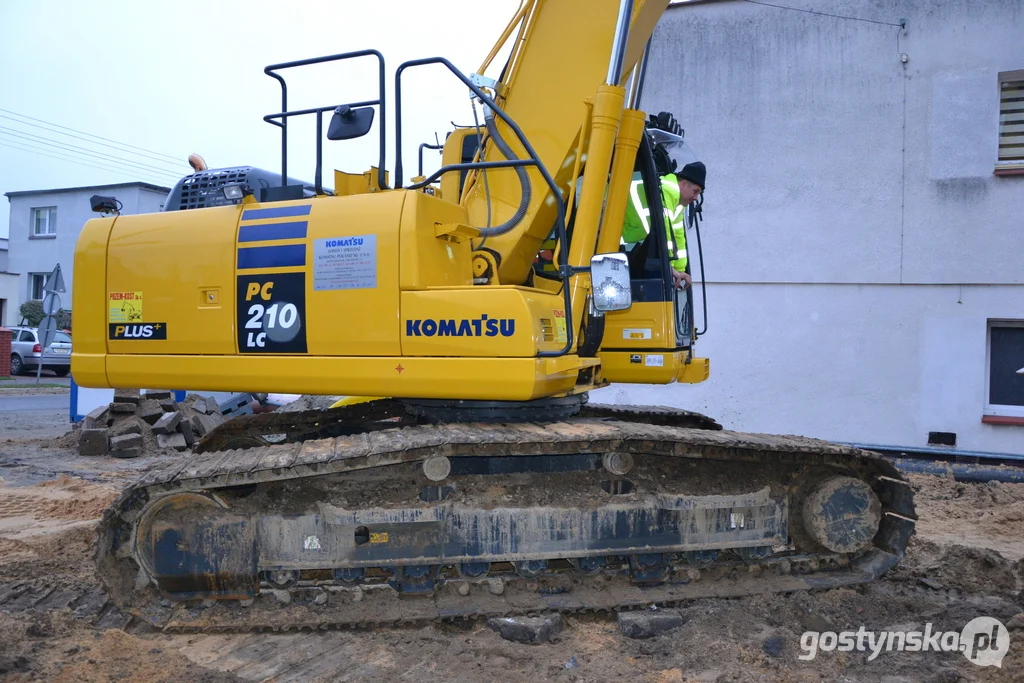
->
xmin=622 ymin=172 xmax=687 ymax=271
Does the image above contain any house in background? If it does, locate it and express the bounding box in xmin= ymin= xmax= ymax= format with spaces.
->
xmin=3 ymin=182 xmax=170 ymax=322
xmin=594 ymin=0 xmax=1024 ymax=453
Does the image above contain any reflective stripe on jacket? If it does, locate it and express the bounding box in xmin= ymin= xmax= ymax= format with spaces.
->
xmin=622 ymin=172 xmax=688 ymax=271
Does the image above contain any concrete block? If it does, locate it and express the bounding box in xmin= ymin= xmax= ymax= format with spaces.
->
xmin=78 ymin=429 xmax=109 ymax=456
xmin=192 ymin=412 xmax=224 ymax=437
xmin=137 ymin=399 xmax=164 ymax=425
xmin=159 ymin=400 xmax=179 ymax=413
xmin=617 ymin=610 xmax=684 ymax=639
xmin=109 ymin=432 xmax=144 ymax=459
xmin=110 ymin=433 xmax=144 ymax=451
xmin=110 ymin=447 xmax=142 ymax=459
xmin=192 ymin=398 xmax=209 ymax=415
xmin=83 ymin=406 xmax=111 ymax=430
xmin=179 ymin=419 xmax=195 ymax=448
xmin=110 ymin=402 xmax=137 ymax=415
xmin=144 ymin=390 xmax=172 ymax=401
xmin=110 ymin=417 xmax=146 ymax=437
xmin=487 ymin=614 xmax=563 ymax=644
xmin=157 ymin=433 xmax=188 ymax=452
xmin=113 ymin=389 xmax=141 ymax=404
xmin=152 ymin=411 xmax=182 ymax=435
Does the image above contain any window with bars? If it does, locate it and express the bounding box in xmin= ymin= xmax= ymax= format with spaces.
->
xmin=998 ymin=71 xmax=1024 ymax=169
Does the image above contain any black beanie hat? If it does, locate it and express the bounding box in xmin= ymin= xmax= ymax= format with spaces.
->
xmin=678 ymin=161 xmax=706 ymax=190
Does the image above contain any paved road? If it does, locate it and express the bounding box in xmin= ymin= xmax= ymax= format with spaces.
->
xmin=0 ymin=393 xmax=70 ymax=412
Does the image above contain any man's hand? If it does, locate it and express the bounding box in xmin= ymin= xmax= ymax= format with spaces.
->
xmin=671 ymin=269 xmax=692 ymax=290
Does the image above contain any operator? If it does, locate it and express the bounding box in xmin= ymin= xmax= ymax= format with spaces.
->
xmin=622 ymin=159 xmax=705 ymax=290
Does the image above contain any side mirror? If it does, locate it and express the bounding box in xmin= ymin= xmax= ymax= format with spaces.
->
xmin=327 ymin=105 xmax=375 ymax=141
xmin=590 ymin=252 xmax=632 ymax=312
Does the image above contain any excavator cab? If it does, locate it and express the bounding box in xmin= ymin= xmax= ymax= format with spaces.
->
xmin=596 ymin=125 xmax=708 ymax=384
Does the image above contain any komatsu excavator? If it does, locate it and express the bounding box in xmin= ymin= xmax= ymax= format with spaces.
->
xmin=76 ymin=0 xmax=915 ymax=631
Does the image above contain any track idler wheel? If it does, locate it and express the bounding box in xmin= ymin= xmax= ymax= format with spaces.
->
xmin=135 ymin=492 xmax=259 ymax=601
xmin=801 ymin=476 xmax=882 ymax=554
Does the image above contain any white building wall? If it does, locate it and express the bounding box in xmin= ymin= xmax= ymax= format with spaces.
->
xmin=0 ymin=273 xmax=19 ymax=327
xmin=5 ymin=184 xmax=170 ymax=313
xmin=594 ymin=0 xmax=1024 ymax=452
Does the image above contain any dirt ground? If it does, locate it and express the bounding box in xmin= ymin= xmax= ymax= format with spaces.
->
xmin=0 ymin=405 xmax=1021 ymax=683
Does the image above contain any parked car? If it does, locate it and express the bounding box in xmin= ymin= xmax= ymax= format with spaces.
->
xmin=9 ymin=326 xmax=72 ymax=376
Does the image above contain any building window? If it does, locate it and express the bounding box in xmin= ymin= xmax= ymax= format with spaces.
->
xmin=985 ymin=320 xmax=1024 ymax=419
xmin=31 ymin=207 xmax=57 ymax=238
xmin=997 ymin=71 xmax=1024 ymax=170
xmin=29 ymin=273 xmax=46 ymax=300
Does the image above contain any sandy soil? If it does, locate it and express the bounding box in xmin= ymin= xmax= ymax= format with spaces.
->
xmin=0 ymin=411 xmax=1021 ymax=683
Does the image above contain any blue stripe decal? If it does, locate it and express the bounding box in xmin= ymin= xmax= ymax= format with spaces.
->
xmin=237 ymin=221 xmax=308 ymax=243
xmin=237 ymin=244 xmax=306 ymax=269
xmin=241 ymin=205 xmax=312 ymax=221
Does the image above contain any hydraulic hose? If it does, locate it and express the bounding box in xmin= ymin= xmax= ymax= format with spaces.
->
xmin=475 ymin=106 xmax=531 ymax=237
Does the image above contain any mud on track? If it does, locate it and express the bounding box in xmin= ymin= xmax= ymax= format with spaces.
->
xmin=0 ymin=415 xmax=1022 ymax=683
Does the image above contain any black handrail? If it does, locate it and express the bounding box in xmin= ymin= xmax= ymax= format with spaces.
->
xmin=406 ymin=159 xmax=533 ymax=189
xmin=418 ymin=142 xmax=444 ymax=177
xmin=264 ymin=50 xmax=387 ymax=192
xmin=394 ymin=56 xmax=573 ymax=358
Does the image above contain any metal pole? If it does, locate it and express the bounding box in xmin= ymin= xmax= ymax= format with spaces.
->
xmin=606 ymin=0 xmax=635 ymax=86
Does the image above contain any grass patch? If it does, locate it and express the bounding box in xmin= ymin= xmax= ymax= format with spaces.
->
xmin=0 ymin=381 xmax=69 ymax=389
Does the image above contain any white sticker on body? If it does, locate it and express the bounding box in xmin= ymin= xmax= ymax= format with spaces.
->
xmin=645 ymin=354 xmax=664 ymax=367
xmin=313 ymin=235 xmax=377 ymax=290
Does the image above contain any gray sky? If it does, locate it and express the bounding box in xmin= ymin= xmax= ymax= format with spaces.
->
xmin=0 ymin=0 xmax=521 ymax=238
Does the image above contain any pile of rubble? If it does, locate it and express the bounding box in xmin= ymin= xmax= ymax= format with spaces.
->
xmin=77 ymin=389 xmax=227 ymax=458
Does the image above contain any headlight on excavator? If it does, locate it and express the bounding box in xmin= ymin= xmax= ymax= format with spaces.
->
xmin=222 ymin=183 xmax=254 ymax=202
xmin=590 ymin=252 xmax=632 ymax=312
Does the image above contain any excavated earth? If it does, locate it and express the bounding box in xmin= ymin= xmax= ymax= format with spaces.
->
xmin=0 ymin=407 xmax=1021 ymax=683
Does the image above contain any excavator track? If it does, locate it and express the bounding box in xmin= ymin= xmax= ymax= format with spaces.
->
xmin=193 ymin=399 xmax=723 ymax=453
xmin=96 ymin=407 xmax=916 ymax=633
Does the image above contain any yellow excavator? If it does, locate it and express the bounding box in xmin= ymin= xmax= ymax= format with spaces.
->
xmin=77 ymin=0 xmax=915 ymax=631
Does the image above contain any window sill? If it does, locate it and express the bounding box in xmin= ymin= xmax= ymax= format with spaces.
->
xmin=28 ymin=234 xmax=57 ymax=240
xmin=981 ymin=414 xmax=1024 ymax=426
xmin=994 ymin=164 xmax=1024 ymax=176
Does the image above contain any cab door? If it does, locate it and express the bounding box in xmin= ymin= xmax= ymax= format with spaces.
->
xmin=598 ymin=136 xmax=705 ymax=384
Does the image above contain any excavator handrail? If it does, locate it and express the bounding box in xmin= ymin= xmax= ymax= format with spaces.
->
xmin=394 ymin=56 xmax=574 ymax=358
xmin=263 ymin=49 xmax=388 ymax=193
xmin=404 ymin=159 xmax=533 ymax=189
xmin=417 ymin=141 xmax=445 ymax=178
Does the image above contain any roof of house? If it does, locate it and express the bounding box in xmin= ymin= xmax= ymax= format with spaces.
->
xmin=4 ymin=181 xmax=172 ymax=199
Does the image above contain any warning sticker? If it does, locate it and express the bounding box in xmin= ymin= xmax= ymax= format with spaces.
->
xmin=644 ymin=354 xmax=664 ymax=367
xmin=623 ymin=328 xmax=652 ymax=340
xmin=553 ymin=309 xmax=568 ymax=344
xmin=108 ymin=291 xmax=144 ymax=323
xmin=313 ymin=235 xmax=377 ymax=291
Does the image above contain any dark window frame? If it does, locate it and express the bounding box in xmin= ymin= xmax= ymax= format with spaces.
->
xmin=29 ymin=273 xmax=46 ymax=300
xmin=985 ymin=319 xmax=1024 ymax=419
